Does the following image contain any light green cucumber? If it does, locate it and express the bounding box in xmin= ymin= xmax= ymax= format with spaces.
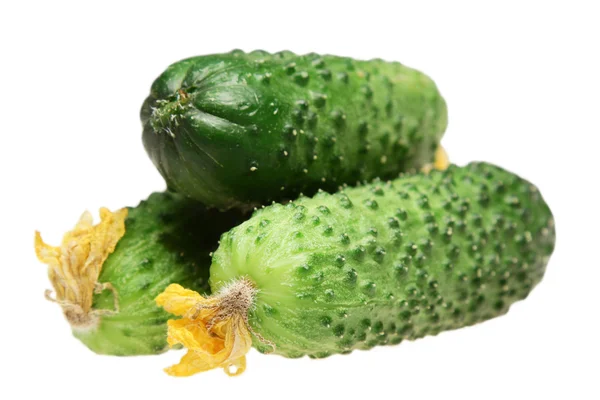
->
xmin=209 ymin=162 xmax=555 ymax=358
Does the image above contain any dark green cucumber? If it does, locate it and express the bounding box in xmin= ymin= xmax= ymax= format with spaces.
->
xmin=210 ymin=162 xmax=555 ymax=358
xmin=141 ymin=50 xmax=448 ymax=210
xmin=68 ymin=193 xmax=245 ymax=355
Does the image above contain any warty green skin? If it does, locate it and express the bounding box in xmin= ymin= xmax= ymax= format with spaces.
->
xmin=210 ymin=162 xmax=555 ymax=358
xmin=73 ymin=192 xmax=246 ymax=356
xmin=142 ymin=50 xmax=448 ymax=210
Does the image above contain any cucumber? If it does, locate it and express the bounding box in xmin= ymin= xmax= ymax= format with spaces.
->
xmin=35 ymin=192 xmax=245 ymax=356
xmin=156 ymin=162 xmax=555 ymax=376
xmin=141 ymin=50 xmax=448 ymax=210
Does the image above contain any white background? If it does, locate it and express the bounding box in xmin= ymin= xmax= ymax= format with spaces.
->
xmin=1 ymin=1 xmax=599 ymax=399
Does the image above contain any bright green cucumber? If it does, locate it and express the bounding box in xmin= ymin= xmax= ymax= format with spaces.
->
xmin=210 ymin=162 xmax=555 ymax=358
xmin=141 ymin=50 xmax=448 ymax=210
xmin=38 ymin=192 xmax=245 ymax=356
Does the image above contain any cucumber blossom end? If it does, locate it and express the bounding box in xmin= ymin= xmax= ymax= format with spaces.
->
xmin=155 ymin=279 xmax=273 ymax=377
xmin=35 ymin=208 xmax=127 ymax=331
xmin=35 ymin=192 xmax=247 ymax=356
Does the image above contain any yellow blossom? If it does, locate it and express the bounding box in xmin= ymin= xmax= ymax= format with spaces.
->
xmin=421 ymin=145 xmax=450 ymax=174
xmin=434 ymin=145 xmax=450 ymax=171
xmin=35 ymin=208 xmax=128 ymax=329
xmin=156 ymin=282 xmax=255 ymax=377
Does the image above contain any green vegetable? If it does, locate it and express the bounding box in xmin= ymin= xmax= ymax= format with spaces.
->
xmin=156 ymin=162 xmax=555 ymax=376
xmin=35 ymin=192 xmax=245 ymax=356
xmin=141 ymin=50 xmax=448 ymax=210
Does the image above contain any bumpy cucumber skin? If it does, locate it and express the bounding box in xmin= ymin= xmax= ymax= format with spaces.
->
xmin=210 ymin=163 xmax=555 ymax=358
xmin=142 ymin=50 xmax=448 ymax=210
xmin=73 ymin=192 xmax=246 ymax=356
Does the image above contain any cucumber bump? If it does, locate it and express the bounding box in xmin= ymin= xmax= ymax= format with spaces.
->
xmin=142 ymin=50 xmax=448 ymax=210
xmin=156 ymin=162 xmax=555 ymax=375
